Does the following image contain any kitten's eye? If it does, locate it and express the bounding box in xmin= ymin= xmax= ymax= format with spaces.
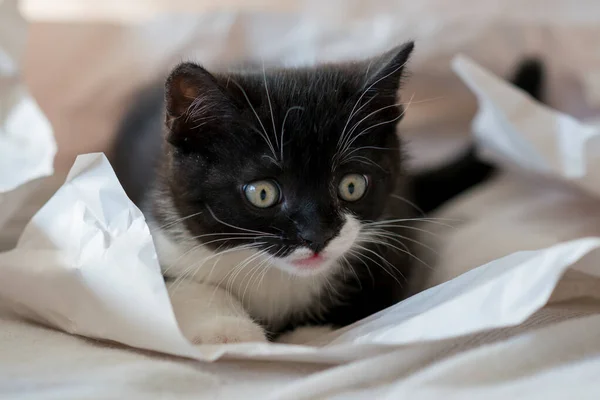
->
xmin=244 ymin=180 xmax=281 ymax=208
xmin=338 ymin=174 xmax=368 ymax=202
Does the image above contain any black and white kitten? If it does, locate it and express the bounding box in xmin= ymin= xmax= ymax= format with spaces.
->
xmin=113 ymin=43 xmax=543 ymax=343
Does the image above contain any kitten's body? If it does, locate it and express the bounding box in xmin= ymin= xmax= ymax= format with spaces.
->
xmin=112 ymin=45 xmax=543 ymax=342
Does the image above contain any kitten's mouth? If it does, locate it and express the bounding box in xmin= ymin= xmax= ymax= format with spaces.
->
xmin=290 ymin=254 xmax=326 ymax=269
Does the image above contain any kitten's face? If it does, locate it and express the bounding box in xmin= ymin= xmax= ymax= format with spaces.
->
xmin=161 ymin=43 xmax=413 ymax=276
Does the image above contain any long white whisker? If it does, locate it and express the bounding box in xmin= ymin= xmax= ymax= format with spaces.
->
xmin=359 ymin=234 xmax=432 ymax=270
xmin=347 ymin=250 xmax=375 ymax=286
xmin=206 ymin=205 xmax=278 ymax=236
xmin=241 ymin=248 xmax=280 ymax=306
xmin=228 ymin=78 xmax=278 ymax=162
xmin=225 ymin=246 xmax=274 ymax=303
xmin=364 ymin=217 xmax=462 ymax=224
xmin=336 ymin=94 xmax=378 ymax=150
xmin=340 ymin=93 xmax=415 ymax=159
xmin=279 ymin=106 xmax=304 ymax=162
xmin=352 ymin=245 xmax=404 ymax=287
xmin=219 ymin=248 xmax=268 ymax=304
xmin=262 ymin=61 xmax=278 ymax=150
xmin=365 ymin=217 xmax=457 ymax=229
xmin=339 ymin=155 xmax=386 ymax=171
xmin=389 ymin=194 xmax=425 ymax=216
xmin=365 ymin=228 xmax=439 ymax=255
xmin=150 ymin=211 xmax=203 ymax=233
xmin=337 ymin=58 xmax=410 ymax=152
xmin=164 ymin=242 xmax=263 ymax=281
xmin=202 ymin=242 xmax=267 ymax=285
xmin=340 ymin=101 xmax=405 ymax=154
xmin=361 ymin=224 xmax=441 ymax=238
xmin=341 ymin=255 xmax=362 ymax=290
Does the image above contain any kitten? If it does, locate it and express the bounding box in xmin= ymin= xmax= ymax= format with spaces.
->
xmin=112 ymin=43 xmax=544 ymax=343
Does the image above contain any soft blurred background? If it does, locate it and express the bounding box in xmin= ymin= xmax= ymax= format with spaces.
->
xmin=18 ymin=0 xmax=600 ymax=175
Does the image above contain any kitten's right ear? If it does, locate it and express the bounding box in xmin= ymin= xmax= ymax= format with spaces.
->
xmin=164 ymin=62 xmax=231 ymax=134
xmin=362 ymin=41 xmax=414 ymax=97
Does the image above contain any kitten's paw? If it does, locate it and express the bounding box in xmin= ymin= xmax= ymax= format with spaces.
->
xmin=190 ymin=317 xmax=267 ymax=345
xmin=276 ymin=325 xmax=335 ymax=345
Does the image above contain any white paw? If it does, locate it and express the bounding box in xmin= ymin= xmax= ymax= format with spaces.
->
xmin=276 ymin=325 xmax=335 ymax=345
xmin=190 ymin=317 xmax=267 ymax=345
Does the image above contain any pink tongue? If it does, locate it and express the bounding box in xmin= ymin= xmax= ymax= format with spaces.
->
xmin=294 ymin=254 xmax=323 ymax=267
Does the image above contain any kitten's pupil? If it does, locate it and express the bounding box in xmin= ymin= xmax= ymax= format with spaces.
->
xmin=260 ymin=189 xmax=267 ymax=201
xmin=348 ymin=182 xmax=355 ymax=195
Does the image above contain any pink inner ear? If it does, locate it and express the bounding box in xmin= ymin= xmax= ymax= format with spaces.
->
xmin=179 ymin=78 xmax=199 ymax=100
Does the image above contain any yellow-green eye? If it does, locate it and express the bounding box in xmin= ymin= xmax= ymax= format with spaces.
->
xmin=244 ymin=180 xmax=280 ymax=208
xmin=338 ymin=174 xmax=368 ymax=202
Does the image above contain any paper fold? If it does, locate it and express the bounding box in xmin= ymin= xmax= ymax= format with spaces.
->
xmin=452 ymin=55 xmax=600 ymax=197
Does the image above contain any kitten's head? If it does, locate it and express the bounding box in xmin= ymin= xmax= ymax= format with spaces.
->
xmin=158 ymin=42 xmax=413 ymax=277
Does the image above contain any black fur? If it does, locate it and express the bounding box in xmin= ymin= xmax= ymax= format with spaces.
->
xmin=409 ymin=57 xmax=545 ymax=214
xmin=112 ymin=46 xmax=545 ymax=334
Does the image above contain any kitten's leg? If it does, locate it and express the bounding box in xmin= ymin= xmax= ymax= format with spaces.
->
xmin=167 ymin=280 xmax=267 ymax=344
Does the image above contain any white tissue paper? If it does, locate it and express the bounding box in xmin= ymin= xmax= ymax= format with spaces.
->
xmin=0 ymin=52 xmax=600 ymax=372
xmin=0 ymin=0 xmax=56 ymax=230
xmin=452 ymin=55 xmax=600 ymax=197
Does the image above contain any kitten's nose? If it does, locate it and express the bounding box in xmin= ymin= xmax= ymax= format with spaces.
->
xmin=299 ymin=229 xmax=336 ymax=254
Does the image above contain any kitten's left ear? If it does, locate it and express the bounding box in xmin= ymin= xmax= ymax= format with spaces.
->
xmin=363 ymin=41 xmax=414 ymax=96
xmin=164 ymin=62 xmax=234 ymax=131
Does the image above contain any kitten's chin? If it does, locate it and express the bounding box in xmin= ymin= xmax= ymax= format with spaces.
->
xmin=272 ymin=256 xmax=341 ymax=277
xmin=272 ymin=214 xmax=361 ymax=277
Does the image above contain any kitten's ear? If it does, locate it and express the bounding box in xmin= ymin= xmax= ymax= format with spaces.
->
xmin=164 ymin=62 xmax=232 ymax=133
xmin=363 ymin=41 xmax=414 ymax=97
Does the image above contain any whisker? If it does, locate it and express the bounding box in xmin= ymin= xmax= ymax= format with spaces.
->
xmin=165 ymin=242 xmax=263 ymax=285
xmin=347 ymin=250 xmax=375 ymax=286
xmin=352 ymin=245 xmax=404 ymax=287
xmin=206 ymin=248 xmax=266 ymax=307
xmin=340 ymin=145 xmax=397 ymax=160
xmin=340 ymin=93 xmax=415 ymax=158
xmin=341 ymin=255 xmax=362 ymax=290
xmin=228 ymin=78 xmax=279 ymax=162
xmin=364 ymin=228 xmax=439 ymax=255
xmin=241 ymin=248 xmax=281 ymax=306
xmin=340 ymin=155 xmax=387 ymax=172
xmin=206 ymin=205 xmax=278 ymax=236
xmin=164 ymin=236 xmax=271 ymax=277
xmin=336 ymin=94 xmax=378 ymax=151
xmin=262 ymin=61 xmax=278 ymax=150
xmin=221 ymin=248 xmax=271 ymax=305
xmin=150 ymin=211 xmax=203 ymax=233
xmin=199 ymin=243 xmax=263 ymax=288
xmin=365 ymin=217 xmax=457 ymax=229
xmin=359 ymin=234 xmax=433 ymax=270
xmin=279 ymin=106 xmax=304 ymax=162
xmin=344 ymin=96 xmax=443 ymax=150
xmin=337 ymin=59 xmax=410 ymax=154
xmin=340 ymin=101 xmax=406 ymax=154
xmin=389 ymin=194 xmax=425 ymax=217
xmin=361 ymin=224 xmax=442 ymax=238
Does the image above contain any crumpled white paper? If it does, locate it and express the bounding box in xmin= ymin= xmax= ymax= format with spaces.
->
xmin=0 ymin=150 xmax=599 ymax=365
xmin=453 ymin=55 xmax=600 ymax=197
xmin=0 ymin=0 xmax=56 ymax=230
xmin=1 ymin=58 xmax=600 ymax=365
